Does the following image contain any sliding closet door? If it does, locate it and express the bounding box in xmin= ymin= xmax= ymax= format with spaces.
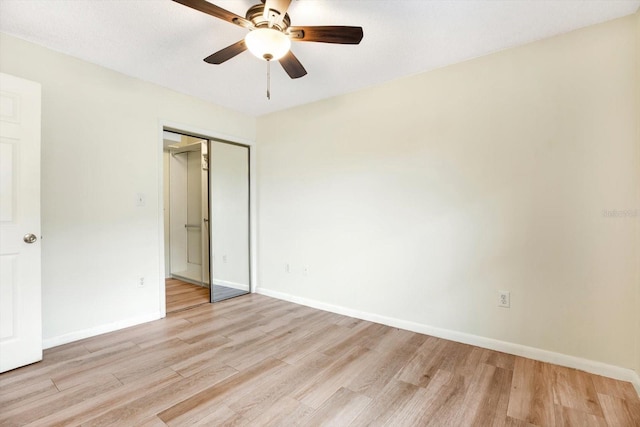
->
xmin=210 ymin=141 xmax=250 ymax=302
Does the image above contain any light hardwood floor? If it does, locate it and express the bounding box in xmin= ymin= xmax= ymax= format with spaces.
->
xmin=166 ymin=278 xmax=210 ymax=313
xmin=1 ymin=293 xmax=639 ymax=426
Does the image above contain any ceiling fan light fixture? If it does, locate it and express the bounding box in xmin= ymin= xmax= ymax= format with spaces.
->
xmin=245 ymin=28 xmax=291 ymax=61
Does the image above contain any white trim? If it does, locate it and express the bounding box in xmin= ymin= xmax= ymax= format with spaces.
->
xmin=171 ymin=274 xmax=209 ymax=288
xmin=213 ymin=279 xmax=250 ymax=292
xmin=42 ymin=312 xmax=162 ymax=350
xmin=157 ymin=122 xmax=167 ymax=318
xmin=161 ymin=120 xmax=255 ymax=147
xmin=257 ymin=287 xmax=640 ymax=396
xmin=249 ymin=142 xmax=258 ymax=293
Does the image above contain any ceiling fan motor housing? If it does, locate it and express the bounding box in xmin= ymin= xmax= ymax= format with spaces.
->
xmin=246 ymin=4 xmax=290 ymax=31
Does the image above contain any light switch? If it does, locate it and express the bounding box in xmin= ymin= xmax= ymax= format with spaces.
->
xmin=135 ymin=193 xmax=146 ymax=207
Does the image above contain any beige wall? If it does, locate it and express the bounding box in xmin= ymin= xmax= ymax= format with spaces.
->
xmin=257 ymin=14 xmax=640 ymax=374
xmin=0 ymin=33 xmax=256 ymax=343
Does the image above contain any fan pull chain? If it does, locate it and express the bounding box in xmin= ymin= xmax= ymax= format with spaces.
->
xmin=266 ymin=60 xmax=271 ymax=100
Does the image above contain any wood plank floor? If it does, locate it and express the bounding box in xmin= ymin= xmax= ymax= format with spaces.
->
xmin=166 ymin=278 xmax=210 ymax=313
xmin=1 ymin=293 xmax=639 ymax=426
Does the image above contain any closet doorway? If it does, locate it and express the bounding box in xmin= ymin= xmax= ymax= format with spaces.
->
xmin=163 ymin=131 xmax=251 ymax=313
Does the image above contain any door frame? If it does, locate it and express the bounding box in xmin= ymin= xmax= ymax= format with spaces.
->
xmin=157 ymin=120 xmax=256 ymax=317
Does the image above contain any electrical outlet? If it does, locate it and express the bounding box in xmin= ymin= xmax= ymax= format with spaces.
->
xmin=222 ymin=255 xmax=228 ymax=264
xmin=138 ymin=277 xmax=145 ymax=288
xmin=498 ymin=291 xmax=510 ymax=308
xmin=303 ymin=266 xmax=309 ymax=276
xmin=285 ymin=263 xmax=290 ymax=273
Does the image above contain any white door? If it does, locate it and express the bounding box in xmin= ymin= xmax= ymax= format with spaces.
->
xmin=0 ymin=73 xmax=42 ymax=373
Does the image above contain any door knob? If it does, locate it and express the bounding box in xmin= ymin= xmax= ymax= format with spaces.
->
xmin=23 ymin=233 xmax=37 ymax=244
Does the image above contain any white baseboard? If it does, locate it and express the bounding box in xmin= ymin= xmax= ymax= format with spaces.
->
xmin=213 ymin=279 xmax=250 ymax=292
xmin=257 ymin=287 xmax=640 ymax=396
xmin=171 ymin=274 xmax=209 ymax=288
xmin=42 ymin=312 xmax=163 ymax=350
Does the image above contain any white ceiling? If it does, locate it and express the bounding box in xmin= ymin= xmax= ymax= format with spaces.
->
xmin=1 ymin=0 xmax=638 ymax=117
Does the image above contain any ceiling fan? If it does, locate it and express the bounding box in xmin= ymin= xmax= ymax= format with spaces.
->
xmin=172 ymin=0 xmax=364 ymax=82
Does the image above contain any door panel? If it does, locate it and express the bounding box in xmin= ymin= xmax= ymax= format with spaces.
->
xmin=210 ymin=141 xmax=250 ymax=302
xmin=0 ymin=72 xmax=42 ymax=373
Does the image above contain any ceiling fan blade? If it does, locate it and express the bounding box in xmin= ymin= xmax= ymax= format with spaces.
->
xmin=263 ymin=0 xmax=292 ymax=25
xmin=172 ymin=0 xmax=253 ymax=29
xmin=279 ymin=51 xmax=307 ymax=79
xmin=204 ymin=40 xmax=247 ymax=64
xmin=288 ymin=26 xmax=364 ymax=44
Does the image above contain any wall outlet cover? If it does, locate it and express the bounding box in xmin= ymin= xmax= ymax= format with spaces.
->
xmin=498 ymin=291 xmax=510 ymax=308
